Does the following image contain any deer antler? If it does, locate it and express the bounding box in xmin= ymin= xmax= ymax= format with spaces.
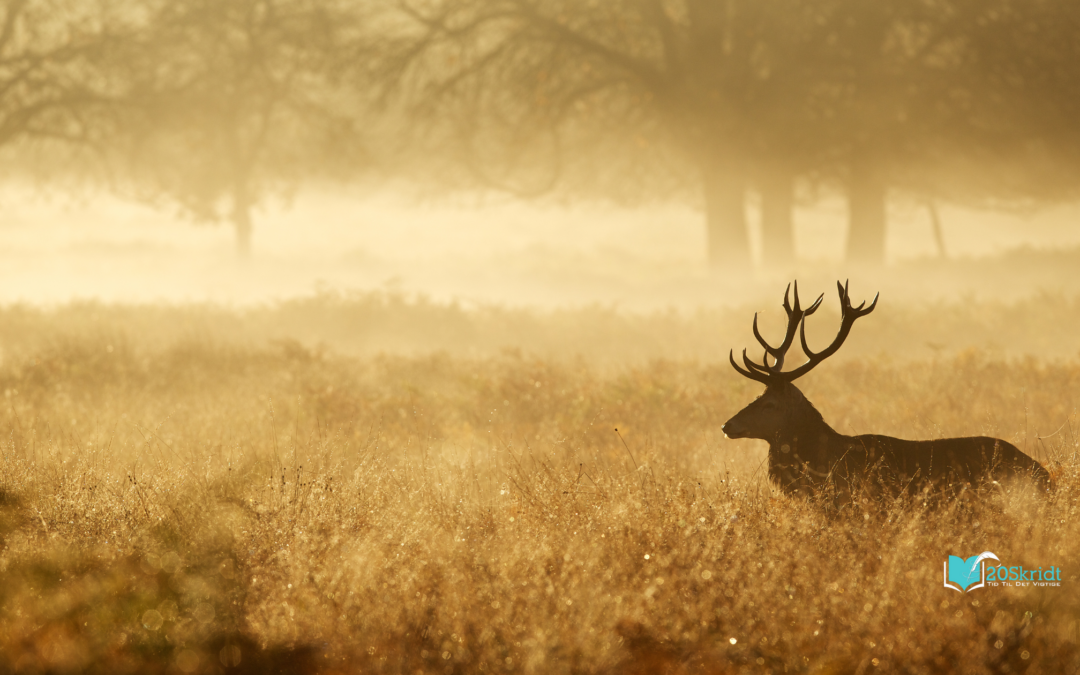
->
xmin=730 ymin=280 xmax=877 ymax=385
xmin=729 ymin=281 xmax=824 ymax=384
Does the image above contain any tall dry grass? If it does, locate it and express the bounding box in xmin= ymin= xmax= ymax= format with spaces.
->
xmin=0 ymin=302 xmax=1076 ymax=673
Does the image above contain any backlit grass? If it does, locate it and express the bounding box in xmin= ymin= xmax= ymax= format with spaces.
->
xmin=0 ymin=303 xmax=1077 ymax=673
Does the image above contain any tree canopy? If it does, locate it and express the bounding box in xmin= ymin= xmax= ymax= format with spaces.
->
xmin=386 ymin=0 xmax=1080 ymax=266
xmin=4 ymin=0 xmax=1080 ymax=264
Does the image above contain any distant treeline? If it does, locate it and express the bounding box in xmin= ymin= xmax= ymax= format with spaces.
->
xmin=2 ymin=0 xmax=1078 ymax=265
xmin=4 ymin=284 xmax=1080 ymax=364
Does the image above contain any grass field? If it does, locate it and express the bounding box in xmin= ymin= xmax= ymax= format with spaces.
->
xmin=0 ymin=296 xmax=1077 ymax=674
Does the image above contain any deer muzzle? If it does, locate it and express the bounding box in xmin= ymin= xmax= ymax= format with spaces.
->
xmin=721 ymin=418 xmax=748 ymax=439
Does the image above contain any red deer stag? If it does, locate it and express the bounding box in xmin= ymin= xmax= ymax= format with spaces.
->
xmin=722 ymin=281 xmax=1050 ymax=504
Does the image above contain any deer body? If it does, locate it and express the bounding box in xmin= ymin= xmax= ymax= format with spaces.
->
xmin=723 ymin=382 xmax=1050 ymax=501
xmin=723 ymin=282 xmax=1050 ymax=504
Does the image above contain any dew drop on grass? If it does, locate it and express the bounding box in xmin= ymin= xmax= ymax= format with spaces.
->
xmin=141 ymin=610 xmax=164 ymax=631
xmin=219 ymin=645 xmax=242 ymax=667
xmin=176 ymin=649 xmax=199 ymax=673
xmin=160 ymin=552 xmax=181 ymax=574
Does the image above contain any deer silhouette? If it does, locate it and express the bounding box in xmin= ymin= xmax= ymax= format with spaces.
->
xmin=722 ymin=281 xmax=1050 ymax=505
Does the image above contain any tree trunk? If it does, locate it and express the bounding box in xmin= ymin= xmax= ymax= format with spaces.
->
xmin=760 ymin=170 xmax=795 ymax=267
xmin=703 ymin=161 xmax=749 ymax=269
xmin=927 ymin=200 xmax=947 ymax=259
xmin=845 ymin=165 xmax=887 ymax=263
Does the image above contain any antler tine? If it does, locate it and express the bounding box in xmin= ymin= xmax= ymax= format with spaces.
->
xmin=744 ymin=349 xmax=775 ymax=375
xmin=774 ymin=281 xmax=825 ymax=370
xmin=863 ymin=292 xmax=880 ymax=315
xmin=742 ymin=318 xmax=785 ymax=381
xmin=783 ymin=281 xmax=879 ymax=381
xmin=791 ymin=281 xmax=825 ymax=316
xmin=751 ymin=313 xmax=773 ymax=354
xmin=753 ymin=283 xmax=794 ymax=357
xmin=756 ymin=281 xmax=810 ymax=368
xmin=729 ymin=349 xmax=771 ymax=384
xmin=852 ymin=289 xmax=879 ymax=317
xmin=837 ymin=279 xmax=879 ymax=316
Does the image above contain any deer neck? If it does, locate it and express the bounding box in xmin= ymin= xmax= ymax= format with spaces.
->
xmin=770 ymin=393 xmax=842 ymax=465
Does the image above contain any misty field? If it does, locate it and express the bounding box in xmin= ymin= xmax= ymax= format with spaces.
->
xmin=0 ymin=299 xmax=1077 ymax=674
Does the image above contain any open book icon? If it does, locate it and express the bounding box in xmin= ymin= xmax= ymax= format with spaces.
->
xmin=944 ymin=551 xmax=999 ymax=592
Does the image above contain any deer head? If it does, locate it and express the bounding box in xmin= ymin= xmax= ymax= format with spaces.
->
xmin=722 ymin=281 xmax=878 ymax=443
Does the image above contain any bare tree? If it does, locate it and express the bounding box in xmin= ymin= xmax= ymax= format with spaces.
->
xmin=801 ymin=0 xmax=975 ymax=264
xmin=386 ymin=0 xmax=847 ymax=269
xmin=80 ymin=0 xmax=1071 ymax=266
xmin=390 ymin=0 xmax=1080 ymax=267
xmin=112 ymin=0 xmax=367 ymax=257
xmin=809 ymin=0 xmax=1080 ymax=263
xmin=953 ymin=0 xmax=1080 ymax=205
